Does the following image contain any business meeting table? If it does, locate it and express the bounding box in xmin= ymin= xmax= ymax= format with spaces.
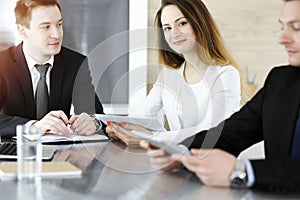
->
xmin=0 ymin=138 xmax=300 ymax=200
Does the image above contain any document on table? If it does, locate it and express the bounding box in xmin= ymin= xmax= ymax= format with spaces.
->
xmin=95 ymin=114 xmax=165 ymax=132
xmin=0 ymin=162 xmax=81 ymax=180
xmin=23 ymin=133 xmax=109 ymax=144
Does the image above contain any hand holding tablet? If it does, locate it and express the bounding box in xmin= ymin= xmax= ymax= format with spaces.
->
xmin=131 ymin=130 xmax=185 ymax=155
xmin=95 ymin=114 xmax=165 ymax=131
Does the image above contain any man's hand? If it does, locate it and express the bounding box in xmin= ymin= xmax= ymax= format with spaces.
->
xmin=69 ymin=113 xmax=97 ymax=135
xmin=140 ymin=140 xmax=182 ymax=171
xmin=35 ymin=110 xmax=69 ymax=135
xmin=171 ymin=149 xmax=236 ymax=187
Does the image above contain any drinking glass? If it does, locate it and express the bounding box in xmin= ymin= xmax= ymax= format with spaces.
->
xmin=17 ymin=124 xmax=42 ymax=180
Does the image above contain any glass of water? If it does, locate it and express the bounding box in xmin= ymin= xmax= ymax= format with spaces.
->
xmin=17 ymin=124 xmax=42 ymax=180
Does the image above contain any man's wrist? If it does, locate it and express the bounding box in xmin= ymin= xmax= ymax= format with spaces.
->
xmin=229 ymin=159 xmax=248 ymax=189
xmin=24 ymin=120 xmax=38 ymax=134
xmin=89 ymin=114 xmax=102 ymax=132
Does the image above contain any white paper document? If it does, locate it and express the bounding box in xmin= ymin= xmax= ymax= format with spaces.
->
xmin=95 ymin=114 xmax=165 ymax=132
xmin=24 ymin=133 xmax=108 ymax=144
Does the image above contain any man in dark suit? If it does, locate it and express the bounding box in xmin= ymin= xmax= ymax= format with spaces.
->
xmin=0 ymin=0 xmax=104 ymax=136
xmin=140 ymin=0 xmax=300 ymax=191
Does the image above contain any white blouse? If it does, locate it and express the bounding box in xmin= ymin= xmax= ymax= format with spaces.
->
xmin=131 ymin=63 xmax=241 ymax=143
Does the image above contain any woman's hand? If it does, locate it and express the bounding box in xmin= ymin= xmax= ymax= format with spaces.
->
xmin=105 ymin=124 xmax=121 ymax=140
xmin=107 ymin=122 xmax=152 ymax=145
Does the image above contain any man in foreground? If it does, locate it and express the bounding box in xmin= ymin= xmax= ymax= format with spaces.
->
xmin=141 ymin=0 xmax=300 ymax=191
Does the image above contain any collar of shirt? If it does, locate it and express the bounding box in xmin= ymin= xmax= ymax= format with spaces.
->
xmin=23 ymin=50 xmax=54 ymax=95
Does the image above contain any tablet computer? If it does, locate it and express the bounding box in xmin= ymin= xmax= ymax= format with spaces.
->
xmin=95 ymin=114 xmax=165 ymax=132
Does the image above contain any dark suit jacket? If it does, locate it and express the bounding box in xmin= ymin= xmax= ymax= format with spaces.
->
xmin=186 ymin=65 xmax=300 ymax=191
xmin=0 ymin=43 xmax=104 ymax=136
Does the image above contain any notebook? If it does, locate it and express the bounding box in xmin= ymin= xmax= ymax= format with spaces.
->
xmin=0 ymin=142 xmax=56 ymax=161
xmin=0 ymin=161 xmax=81 ymax=180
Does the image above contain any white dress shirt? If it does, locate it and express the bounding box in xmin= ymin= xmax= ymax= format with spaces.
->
xmin=131 ymin=63 xmax=241 ymax=143
xmin=23 ymin=50 xmax=54 ymax=96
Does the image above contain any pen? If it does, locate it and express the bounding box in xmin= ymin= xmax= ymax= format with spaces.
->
xmin=50 ymin=113 xmax=72 ymax=126
xmin=50 ymin=113 xmax=75 ymax=134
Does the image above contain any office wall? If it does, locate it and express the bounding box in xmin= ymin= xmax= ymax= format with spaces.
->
xmin=148 ymin=0 xmax=287 ymax=96
xmin=0 ymin=0 xmax=288 ymax=104
xmin=60 ymin=0 xmax=129 ymax=104
xmin=0 ymin=0 xmax=129 ymax=105
xmin=0 ymin=0 xmax=18 ymax=50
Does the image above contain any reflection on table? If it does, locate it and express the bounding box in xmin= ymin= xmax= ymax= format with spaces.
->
xmin=1 ymin=140 xmax=300 ymax=200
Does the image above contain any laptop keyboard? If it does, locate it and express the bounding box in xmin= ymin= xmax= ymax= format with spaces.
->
xmin=0 ymin=143 xmax=17 ymax=156
xmin=0 ymin=142 xmax=56 ymax=160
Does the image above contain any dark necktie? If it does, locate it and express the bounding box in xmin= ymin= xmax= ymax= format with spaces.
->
xmin=35 ymin=63 xmax=50 ymax=120
xmin=292 ymin=112 xmax=300 ymax=158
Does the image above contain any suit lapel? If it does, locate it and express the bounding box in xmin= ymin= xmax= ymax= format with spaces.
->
xmin=14 ymin=44 xmax=35 ymax=116
xmin=277 ymin=68 xmax=300 ymax=156
xmin=49 ymin=53 xmax=65 ymax=109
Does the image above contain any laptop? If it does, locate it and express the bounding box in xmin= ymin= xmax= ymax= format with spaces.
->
xmin=0 ymin=142 xmax=56 ymax=161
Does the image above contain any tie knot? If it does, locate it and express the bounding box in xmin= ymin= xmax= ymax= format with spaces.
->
xmin=35 ymin=63 xmax=50 ymax=77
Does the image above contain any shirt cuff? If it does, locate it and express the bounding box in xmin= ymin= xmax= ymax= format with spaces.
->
xmin=245 ymin=160 xmax=255 ymax=187
xmin=23 ymin=120 xmax=38 ymax=134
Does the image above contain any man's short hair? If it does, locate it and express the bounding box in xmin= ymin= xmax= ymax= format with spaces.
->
xmin=14 ymin=0 xmax=61 ymax=28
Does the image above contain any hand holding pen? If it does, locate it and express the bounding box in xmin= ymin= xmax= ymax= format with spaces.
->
xmin=50 ymin=112 xmax=75 ymax=134
xmin=33 ymin=111 xmax=71 ymax=135
xmin=34 ymin=111 xmax=97 ymax=136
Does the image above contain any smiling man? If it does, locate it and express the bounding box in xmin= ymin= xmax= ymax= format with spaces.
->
xmin=0 ymin=0 xmax=104 ymax=136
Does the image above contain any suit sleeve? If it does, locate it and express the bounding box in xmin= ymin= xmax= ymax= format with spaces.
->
xmin=72 ymin=58 xmax=104 ymax=115
xmin=184 ymin=67 xmax=300 ymax=191
xmin=0 ymin=73 xmax=30 ymax=136
xmin=71 ymin=58 xmax=105 ymax=132
xmin=185 ymin=86 xmax=264 ymax=156
xmin=250 ymin=159 xmax=300 ymax=191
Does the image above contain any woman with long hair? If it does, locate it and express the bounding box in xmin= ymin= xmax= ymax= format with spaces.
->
xmin=106 ymin=0 xmax=247 ymax=144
